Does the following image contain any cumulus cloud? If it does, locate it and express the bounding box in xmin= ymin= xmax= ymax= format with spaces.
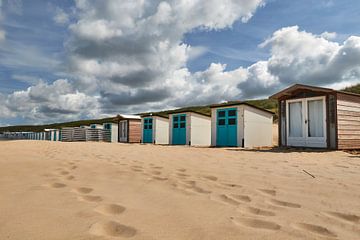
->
xmin=3 ymin=79 xmax=100 ymax=122
xmin=2 ymin=1 xmax=360 ymax=124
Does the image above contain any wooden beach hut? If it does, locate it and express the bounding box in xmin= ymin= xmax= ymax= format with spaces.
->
xmin=115 ymin=114 xmax=141 ymax=143
xmin=210 ymin=102 xmax=274 ymax=148
xmin=141 ymin=114 xmax=169 ymax=144
xmin=270 ymin=84 xmax=360 ymax=149
xmin=168 ymin=111 xmax=211 ymax=146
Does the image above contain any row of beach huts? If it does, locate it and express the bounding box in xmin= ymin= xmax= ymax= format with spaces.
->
xmin=4 ymin=84 xmax=360 ymax=149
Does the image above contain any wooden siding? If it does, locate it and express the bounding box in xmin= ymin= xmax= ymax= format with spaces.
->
xmin=128 ymin=120 xmax=141 ymax=143
xmin=337 ymin=98 xmax=360 ymax=149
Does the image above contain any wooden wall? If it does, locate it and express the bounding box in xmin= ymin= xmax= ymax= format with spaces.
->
xmin=337 ymin=93 xmax=360 ymax=149
xmin=128 ymin=120 xmax=141 ymax=143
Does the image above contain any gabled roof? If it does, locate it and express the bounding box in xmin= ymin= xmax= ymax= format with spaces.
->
xmin=140 ymin=113 xmax=169 ymax=119
xmin=210 ymin=101 xmax=274 ymax=115
xmin=167 ymin=110 xmax=211 ymax=118
xmin=269 ymin=84 xmax=360 ymax=100
xmin=115 ymin=114 xmax=141 ymax=120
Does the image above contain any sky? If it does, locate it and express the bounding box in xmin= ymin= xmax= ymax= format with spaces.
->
xmin=0 ymin=0 xmax=360 ymax=126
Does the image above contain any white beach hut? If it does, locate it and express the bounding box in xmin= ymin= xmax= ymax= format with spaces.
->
xmin=168 ymin=111 xmax=211 ymax=146
xmin=210 ymin=102 xmax=273 ymax=148
xmin=103 ymin=122 xmax=119 ymax=143
xmin=141 ymin=114 xmax=169 ymax=144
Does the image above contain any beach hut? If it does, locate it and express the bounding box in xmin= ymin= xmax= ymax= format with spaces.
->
xmin=90 ymin=124 xmax=103 ymax=129
xmin=168 ymin=111 xmax=211 ymax=146
xmin=141 ymin=114 xmax=169 ymax=144
xmin=103 ymin=122 xmax=118 ymax=143
xmin=270 ymin=84 xmax=360 ymax=149
xmin=115 ymin=114 xmax=141 ymax=143
xmin=210 ymin=102 xmax=274 ymax=148
xmin=60 ymin=128 xmax=74 ymax=142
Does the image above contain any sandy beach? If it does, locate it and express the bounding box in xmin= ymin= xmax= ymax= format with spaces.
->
xmin=0 ymin=141 xmax=359 ymax=240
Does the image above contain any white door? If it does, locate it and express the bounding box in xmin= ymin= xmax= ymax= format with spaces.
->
xmin=119 ymin=120 xmax=128 ymax=142
xmin=286 ymin=97 xmax=327 ymax=148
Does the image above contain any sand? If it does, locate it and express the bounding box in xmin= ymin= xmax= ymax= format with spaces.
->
xmin=0 ymin=141 xmax=359 ymax=240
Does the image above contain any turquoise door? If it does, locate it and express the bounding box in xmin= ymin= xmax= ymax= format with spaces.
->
xmin=53 ymin=131 xmax=57 ymax=141
xmin=216 ymin=108 xmax=237 ymax=147
xmin=59 ymin=130 xmax=62 ymax=141
xmin=143 ymin=118 xmax=153 ymax=143
xmin=172 ymin=114 xmax=186 ymax=145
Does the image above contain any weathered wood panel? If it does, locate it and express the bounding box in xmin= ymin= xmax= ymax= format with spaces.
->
xmin=337 ymin=97 xmax=360 ymax=149
xmin=128 ymin=120 xmax=141 ymax=143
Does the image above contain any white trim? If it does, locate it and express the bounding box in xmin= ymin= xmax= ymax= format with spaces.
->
xmin=286 ymin=96 xmax=327 ymax=148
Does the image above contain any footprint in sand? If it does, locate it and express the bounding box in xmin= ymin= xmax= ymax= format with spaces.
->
xmin=78 ymin=195 xmax=103 ymax=202
xmin=152 ymin=176 xmax=168 ymax=181
xmin=243 ymin=206 xmax=276 ymax=216
xmin=212 ymin=194 xmax=240 ymax=206
xmin=151 ymin=171 xmax=162 ymax=175
xmin=294 ymin=223 xmax=337 ymax=238
xmin=230 ymin=194 xmax=251 ymax=203
xmin=177 ymin=168 xmax=187 ymax=172
xmin=152 ymin=166 xmax=163 ymax=170
xmin=334 ymin=165 xmax=349 ymax=169
xmin=50 ymin=182 xmax=67 ymax=188
xmin=68 ymin=165 xmax=77 ymax=170
xmin=176 ymin=173 xmax=190 ymax=178
xmin=324 ymin=211 xmax=360 ymax=223
xmin=187 ymin=185 xmax=211 ymax=194
xmin=66 ymin=175 xmax=75 ymax=180
xmin=74 ymin=187 xmax=93 ymax=194
xmin=233 ymin=217 xmax=281 ymax=231
xmin=89 ymin=221 xmax=137 ymax=238
xmin=258 ymin=189 xmax=276 ymax=196
xmin=95 ymin=203 xmax=126 ymax=216
xmin=59 ymin=170 xmax=70 ymax=175
xmin=269 ymin=199 xmax=301 ymax=208
xmin=202 ymin=175 xmax=218 ymax=181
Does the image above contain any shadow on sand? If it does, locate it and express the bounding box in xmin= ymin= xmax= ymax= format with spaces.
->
xmin=225 ymin=147 xmax=333 ymax=154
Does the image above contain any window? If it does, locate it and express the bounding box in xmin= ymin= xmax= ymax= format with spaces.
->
xmin=173 ymin=116 xmax=179 ymax=122
xmin=144 ymin=125 xmax=148 ymax=129
xmin=218 ymin=111 xmax=225 ymax=117
xmin=174 ymin=123 xmax=179 ymax=128
xmin=228 ymin=110 xmax=236 ymax=116
xmin=148 ymin=125 xmax=152 ymax=129
xmin=228 ymin=118 xmax=236 ymax=125
xmin=180 ymin=123 xmax=185 ymax=128
xmin=180 ymin=115 xmax=186 ymax=121
xmin=144 ymin=119 xmax=148 ymax=124
xmin=218 ymin=119 xmax=225 ymax=125
xmin=148 ymin=119 xmax=153 ymax=124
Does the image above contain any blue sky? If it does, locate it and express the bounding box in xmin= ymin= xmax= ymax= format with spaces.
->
xmin=0 ymin=0 xmax=360 ymax=126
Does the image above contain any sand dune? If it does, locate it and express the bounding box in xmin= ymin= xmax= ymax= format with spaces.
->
xmin=0 ymin=140 xmax=359 ymax=239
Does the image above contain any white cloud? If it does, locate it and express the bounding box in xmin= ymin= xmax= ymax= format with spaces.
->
xmin=53 ymin=7 xmax=70 ymax=25
xmin=2 ymin=1 xmax=360 ymax=124
xmin=3 ymin=79 xmax=100 ymax=122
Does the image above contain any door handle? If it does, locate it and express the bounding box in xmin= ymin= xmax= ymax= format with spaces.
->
xmin=305 ymin=120 xmax=308 ymax=124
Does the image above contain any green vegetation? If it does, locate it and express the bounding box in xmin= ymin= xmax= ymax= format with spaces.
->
xmin=2 ymin=83 xmax=359 ymax=132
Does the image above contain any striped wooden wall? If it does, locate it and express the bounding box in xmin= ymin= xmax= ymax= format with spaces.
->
xmin=128 ymin=120 xmax=141 ymax=143
xmin=337 ymin=93 xmax=360 ymax=149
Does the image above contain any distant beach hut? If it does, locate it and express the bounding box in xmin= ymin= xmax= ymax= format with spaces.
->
xmin=168 ymin=111 xmax=211 ymax=146
xmin=141 ymin=114 xmax=169 ymax=144
xmin=90 ymin=124 xmax=103 ymax=129
xmin=270 ymin=84 xmax=360 ymax=149
xmin=115 ymin=114 xmax=141 ymax=143
xmin=60 ymin=128 xmax=74 ymax=142
xmin=103 ymin=122 xmax=118 ymax=143
xmin=210 ymin=102 xmax=273 ymax=148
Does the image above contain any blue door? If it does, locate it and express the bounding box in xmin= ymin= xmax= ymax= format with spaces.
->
xmin=143 ymin=118 xmax=153 ymax=143
xmin=216 ymin=108 xmax=237 ymax=147
xmin=172 ymin=114 xmax=186 ymax=145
